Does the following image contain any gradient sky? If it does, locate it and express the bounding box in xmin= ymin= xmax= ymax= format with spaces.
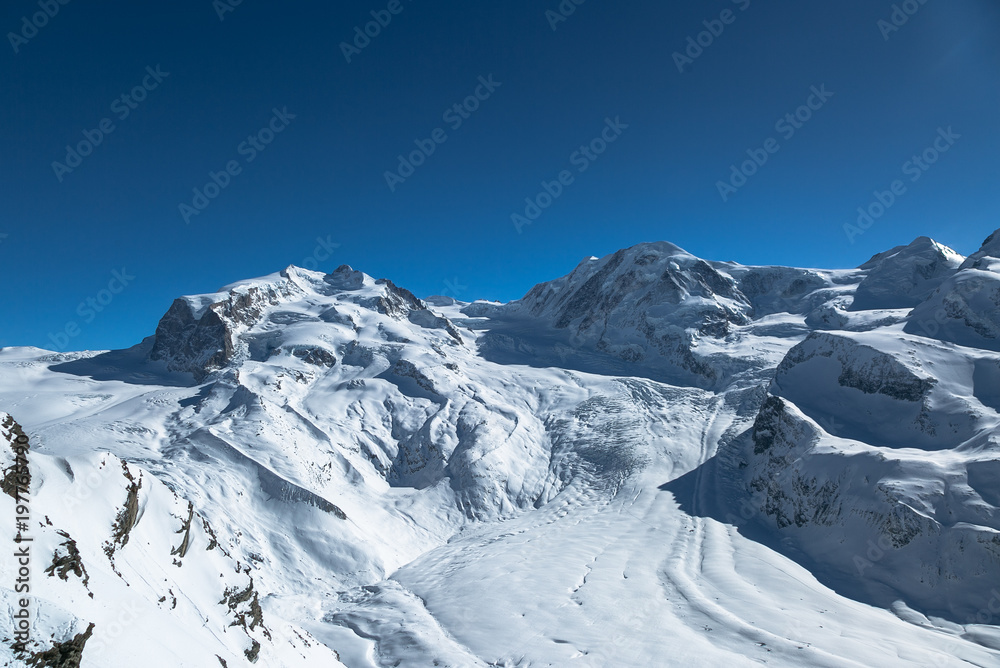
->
xmin=2 ymin=0 xmax=998 ymax=352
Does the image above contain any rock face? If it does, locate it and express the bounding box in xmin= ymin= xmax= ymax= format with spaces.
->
xmin=24 ymin=622 xmax=95 ymax=668
xmin=149 ymin=281 xmax=291 ymax=380
xmin=744 ymin=397 xmax=844 ymax=530
xmin=850 ymin=236 xmax=964 ymax=311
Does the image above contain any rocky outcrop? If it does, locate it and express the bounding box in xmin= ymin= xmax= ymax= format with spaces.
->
xmin=105 ymin=465 xmax=142 ymax=558
xmin=149 ymin=283 xmax=291 ymax=380
xmin=371 ymin=278 xmax=424 ymax=318
xmin=776 ymin=333 xmax=935 ymax=402
xmin=745 ymin=397 xmax=843 ymax=530
xmin=288 ymin=346 xmax=338 ymax=367
xmin=25 ymin=623 xmax=95 ymax=668
xmin=1 ymin=414 xmax=29 ymax=500
xmin=45 ymin=531 xmax=90 ymax=588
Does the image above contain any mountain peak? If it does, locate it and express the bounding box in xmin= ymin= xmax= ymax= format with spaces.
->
xmin=959 ymin=227 xmax=1000 ymax=270
xmin=850 ymin=235 xmax=964 ymax=310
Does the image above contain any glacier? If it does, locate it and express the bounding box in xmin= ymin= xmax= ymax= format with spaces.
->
xmin=3 ymin=232 xmax=1000 ymax=666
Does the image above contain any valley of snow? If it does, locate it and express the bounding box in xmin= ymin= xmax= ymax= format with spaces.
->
xmin=3 ymin=233 xmax=1000 ymax=666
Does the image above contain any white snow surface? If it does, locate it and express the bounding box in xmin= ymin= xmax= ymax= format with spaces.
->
xmin=1 ymin=235 xmax=999 ymax=667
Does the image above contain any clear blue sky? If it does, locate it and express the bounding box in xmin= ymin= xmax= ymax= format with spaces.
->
xmin=2 ymin=0 xmax=998 ymax=351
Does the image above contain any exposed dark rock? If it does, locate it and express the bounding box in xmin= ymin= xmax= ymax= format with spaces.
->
xmin=255 ymin=464 xmax=347 ymax=518
xmin=289 ymin=346 xmax=338 ymax=367
xmin=372 ymin=278 xmax=425 ymax=317
xmin=2 ymin=416 xmax=31 ymax=501
xmin=245 ymin=640 xmax=261 ymax=663
xmin=149 ymin=285 xmax=288 ymax=380
xmin=25 ymin=623 xmax=95 ymax=668
xmin=45 ymin=531 xmax=90 ymax=588
xmin=105 ymin=466 xmax=142 ymax=560
xmin=202 ymin=517 xmax=220 ymax=551
xmin=171 ymin=502 xmax=195 ymax=559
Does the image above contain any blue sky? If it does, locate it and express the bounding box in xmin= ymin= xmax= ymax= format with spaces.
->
xmin=1 ymin=0 xmax=998 ymax=352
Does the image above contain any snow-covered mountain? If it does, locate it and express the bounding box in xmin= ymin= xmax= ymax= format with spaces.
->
xmin=3 ymin=230 xmax=1000 ymax=666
